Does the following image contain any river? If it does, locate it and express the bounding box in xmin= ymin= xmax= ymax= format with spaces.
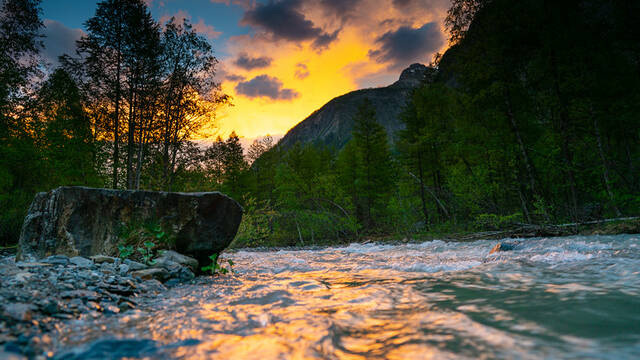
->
xmin=52 ymin=235 xmax=640 ymax=359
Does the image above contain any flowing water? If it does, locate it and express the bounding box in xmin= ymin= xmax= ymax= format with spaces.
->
xmin=53 ymin=235 xmax=640 ymax=359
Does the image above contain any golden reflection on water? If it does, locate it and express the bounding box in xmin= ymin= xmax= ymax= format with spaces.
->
xmin=52 ymin=237 xmax=640 ymax=359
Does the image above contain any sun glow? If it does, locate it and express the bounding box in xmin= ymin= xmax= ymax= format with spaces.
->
xmin=212 ymin=28 xmax=389 ymax=140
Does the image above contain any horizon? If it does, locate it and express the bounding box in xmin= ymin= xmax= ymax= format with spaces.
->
xmin=40 ymin=0 xmax=450 ymax=142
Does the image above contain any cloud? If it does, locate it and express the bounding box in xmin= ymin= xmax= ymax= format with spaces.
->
xmin=41 ymin=19 xmax=84 ymax=68
xmin=234 ymin=53 xmax=273 ymax=70
xmin=318 ymin=0 xmax=362 ymax=20
xmin=235 ymin=75 xmax=299 ymax=100
xmin=294 ymin=63 xmax=309 ymax=79
xmin=240 ymin=0 xmax=339 ymax=49
xmin=391 ymin=0 xmax=412 ymax=7
xmin=210 ymin=0 xmax=255 ymax=9
xmin=368 ymin=22 xmax=444 ymax=70
xmin=311 ymin=29 xmax=339 ymax=50
xmin=226 ymin=74 xmax=246 ymax=82
xmin=159 ymin=10 xmax=221 ymax=39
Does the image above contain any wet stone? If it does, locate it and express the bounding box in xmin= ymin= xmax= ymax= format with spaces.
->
xmin=69 ymin=256 xmax=93 ymax=269
xmin=2 ymin=303 xmax=36 ymax=322
xmin=157 ymin=250 xmax=199 ymax=271
xmin=59 ymin=290 xmax=100 ymax=302
xmin=118 ymin=264 xmax=130 ymax=275
xmin=43 ymin=255 xmax=69 ymax=266
xmin=123 ymin=259 xmax=147 ymax=271
xmin=90 ymin=255 xmax=116 ymax=264
xmin=131 ymin=268 xmax=170 ymax=282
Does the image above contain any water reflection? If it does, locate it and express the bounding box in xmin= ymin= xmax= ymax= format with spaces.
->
xmin=54 ymin=235 xmax=640 ymax=359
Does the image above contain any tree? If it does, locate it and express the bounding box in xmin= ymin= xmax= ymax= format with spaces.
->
xmin=222 ymin=131 xmax=247 ymax=196
xmin=246 ymin=135 xmax=274 ymax=164
xmin=349 ymin=99 xmax=395 ymax=229
xmin=159 ymin=17 xmax=228 ymax=191
xmin=0 ymin=0 xmax=43 ymax=245
xmin=37 ymin=68 xmax=100 ymax=186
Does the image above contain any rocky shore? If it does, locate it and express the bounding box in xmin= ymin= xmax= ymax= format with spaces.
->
xmin=0 ymin=251 xmax=200 ymax=359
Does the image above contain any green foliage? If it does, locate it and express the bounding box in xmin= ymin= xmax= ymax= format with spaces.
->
xmin=232 ymin=197 xmax=278 ymax=248
xmin=201 ymin=253 xmax=234 ymax=275
xmin=137 ymin=241 xmax=156 ymax=265
xmin=116 ymin=219 xmax=174 ymax=263
xmin=338 ymin=99 xmax=397 ymax=231
xmin=118 ymin=244 xmax=134 ymax=260
xmin=474 ymin=213 xmax=523 ymax=231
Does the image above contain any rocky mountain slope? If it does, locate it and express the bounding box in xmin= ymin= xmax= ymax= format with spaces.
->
xmin=277 ymin=64 xmax=432 ymax=150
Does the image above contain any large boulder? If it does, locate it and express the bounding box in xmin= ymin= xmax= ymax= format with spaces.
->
xmin=16 ymin=187 xmax=243 ymax=267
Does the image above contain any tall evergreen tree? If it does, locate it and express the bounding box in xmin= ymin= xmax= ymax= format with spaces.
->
xmin=350 ymin=99 xmax=395 ymax=229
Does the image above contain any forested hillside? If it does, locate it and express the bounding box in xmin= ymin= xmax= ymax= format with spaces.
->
xmin=236 ymin=0 xmax=640 ymax=246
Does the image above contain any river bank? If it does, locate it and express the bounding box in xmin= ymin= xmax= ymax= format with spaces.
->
xmin=0 ymin=253 xmax=201 ymax=359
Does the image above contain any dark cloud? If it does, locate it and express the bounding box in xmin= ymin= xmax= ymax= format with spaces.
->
xmin=392 ymin=0 xmax=452 ymax=10
xmin=234 ymin=53 xmax=273 ymax=70
xmin=368 ymin=22 xmax=444 ymax=70
xmin=391 ymin=0 xmax=413 ymax=7
xmin=226 ymin=74 xmax=246 ymax=82
xmin=294 ymin=63 xmax=309 ymax=79
xmin=318 ymin=0 xmax=362 ymax=20
xmin=41 ymin=19 xmax=83 ymax=67
xmin=235 ymin=75 xmax=299 ymax=100
xmin=240 ymin=0 xmax=338 ymax=49
xmin=311 ymin=29 xmax=339 ymax=50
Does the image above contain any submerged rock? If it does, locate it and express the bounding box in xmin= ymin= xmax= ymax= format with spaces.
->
xmin=489 ymin=241 xmax=521 ymax=255
xmin=17 ymin=186 xmax=243 ymax=268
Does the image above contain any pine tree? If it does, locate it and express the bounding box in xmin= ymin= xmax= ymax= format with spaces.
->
xmin=350 ymin=99 xmax=395 ymax=230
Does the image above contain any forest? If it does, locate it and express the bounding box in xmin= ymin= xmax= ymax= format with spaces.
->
xmin=1 ymin=0 xmax=639 ymax=247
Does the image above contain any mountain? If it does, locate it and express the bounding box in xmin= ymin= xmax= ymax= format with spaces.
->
xmin=277 ymin=64 xmax=433 ymax=150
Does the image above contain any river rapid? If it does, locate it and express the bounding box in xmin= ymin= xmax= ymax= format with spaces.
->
xmin=52 ymin=235 xmax=640 ymax=359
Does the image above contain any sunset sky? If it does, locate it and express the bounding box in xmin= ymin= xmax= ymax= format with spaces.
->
xmin=40 ymin=0 xmax=451 ymax=142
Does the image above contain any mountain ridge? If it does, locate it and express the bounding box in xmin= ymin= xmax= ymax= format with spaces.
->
xmin=276 ymin=63 xmax=432 ymax=150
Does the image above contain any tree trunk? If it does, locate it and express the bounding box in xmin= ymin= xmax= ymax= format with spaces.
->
xmin=503 ymin=87 xmax=550 ymax=222
xmin=417 ymin=150 xmax=430 ymax=228
xmin=126 ymin=83 xmax=135 ymax=189
xmin=592 ymin=111 xmax=622 ymax=216
xmin=112 ymin=35 xmax=122 ymax=189
xmin=549 ymin=49 xmax=579 ymax=220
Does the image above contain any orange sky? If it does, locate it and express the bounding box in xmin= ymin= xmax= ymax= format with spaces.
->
xmin=203 ymin=0 xmax=451 ymax=142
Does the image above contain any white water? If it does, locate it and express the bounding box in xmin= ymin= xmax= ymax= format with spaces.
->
xmin=54 ymin=235 xmax=640 ymax=359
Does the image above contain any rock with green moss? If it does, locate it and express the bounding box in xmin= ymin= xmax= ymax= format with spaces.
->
xmin=17 ymin=186 xmax=243 ymax=268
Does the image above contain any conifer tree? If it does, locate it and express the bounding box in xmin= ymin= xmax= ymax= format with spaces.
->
xmin=350 ymin=99 xmax=395 ymax=229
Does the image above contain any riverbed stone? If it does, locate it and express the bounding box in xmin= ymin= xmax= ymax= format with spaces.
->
xmin=156 ymin=250 xmax=199 ymax=271
xmin=123 ymin=259 xmax=147 ymax=271
xmin=1 ymin=303 xmax=36 ymax=322
xmin=90 ymin=255 xmax=116 ymax=264
xmin=130 ymin=268 xmax=170 ymax=281
xmin=17 ymin=186 xmax=243 ymax=267
xmin=69 ymin=256 xmax=93 ymax=268
xmin=42 ymin=255 xmax=69 ymax=265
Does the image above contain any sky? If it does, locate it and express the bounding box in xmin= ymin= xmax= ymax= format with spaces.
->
xmin=40 ymin=0 xmax=451 ymax=142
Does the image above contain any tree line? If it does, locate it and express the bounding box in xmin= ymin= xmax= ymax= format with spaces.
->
xmin=2 ymin=0 xmax=639 ymax=247
xmin=0 ymin=0 xmax=229 ymax=244
xmin=230 ymin=0 xmax=640 ymax=246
